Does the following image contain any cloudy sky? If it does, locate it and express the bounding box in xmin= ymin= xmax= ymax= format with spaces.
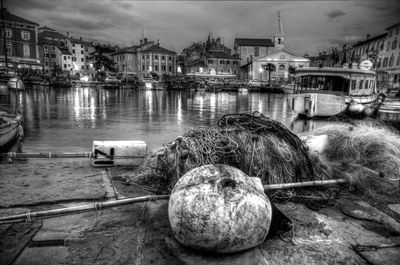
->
xmin=8 ymin=0 xmax=400 ymax=55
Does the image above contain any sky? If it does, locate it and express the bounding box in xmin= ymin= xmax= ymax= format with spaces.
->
xmin=7 ymin=0 xmax=400 ymax=56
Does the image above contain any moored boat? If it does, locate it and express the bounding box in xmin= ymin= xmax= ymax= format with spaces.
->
xmin=289 ymin=65 xmax=383 ymax=118
xmin=0 ymin=107 xmax=24 ymax=152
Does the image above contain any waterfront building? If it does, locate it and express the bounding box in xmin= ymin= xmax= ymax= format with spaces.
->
xmin=380 ymin=22 xmax=400 ymax=89
xmin=240 ymin=11 xmax=309 ymax=81
xmin=233 ymin=39 xmax=274 ymax=67
xmin=111 ymin=38 xmax=177 ymax=77
xmin=66 ymin=35 xmax=86 ymax=76
xmin=0 ymin=9 xmax=42 ymax=71
xmin=242 ymin=49 xmax=309 ymax=81
xmin=38 ymin=26 xmax=69 ymax=74
xmin=182 ymin=35 xmax=241 ymax=77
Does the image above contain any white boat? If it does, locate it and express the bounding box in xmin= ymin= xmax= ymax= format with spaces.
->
xmin=289 ymin=66 xmax=382 ymax=118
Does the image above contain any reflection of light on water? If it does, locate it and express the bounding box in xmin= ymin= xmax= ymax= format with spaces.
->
xmin=74 ymin=87 xmax=80 ymax=121
xmin=90 ymin=95 xmax=95 ymax=126
xmin=258 ymin=99 xmax=263 ymax=113
xmin=210 ymin=93 xmax=216 ymax=119
xmin=177 ymin=93 xmax=182 ymax=124
xmin=145 ymin=90 xmax=153 ymax=119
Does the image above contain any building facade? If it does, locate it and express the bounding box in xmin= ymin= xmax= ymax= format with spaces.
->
xmin=38 ymin=26 xmax=69 ymax=74
xmin=111 ymin=38 xmax=177 ymax=77
xmin=233 ymin=39 xmax=274 ymax=66
xmin=381 ymin=23 xmax=400 ymax=89
xmin=243 ymin=49 xmax=310 ymax=81
xmin=67 ymin=36 xmax=86 ymax=76
xmin=0 ymin=9 xmax=41 ymax=71
xmin=182 ymin=36 xmax=241 ymax=77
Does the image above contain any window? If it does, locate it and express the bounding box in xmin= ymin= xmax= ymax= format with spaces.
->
xmin=397 ymin=53 xmax=400 ymax=66
xmin=6 ymin=44 xmax=11 ymax=54
xmin=72 ymin=49 xmax=76 ymax=53
xmin=387 ymin=41 xmax=391 ymax=51
xmin=162 ymin=56 xmax=165 ymax=60
xmin=162 ymin=65 xmax=166 ymax=71
xmin=383 ymin=57 xmax=388 ymax=67
xmin=168 ymin=66 xmax=172 ymax=72
xmin=155 ymin=55 xmax=158 ymax=60
xmin=279 ymin=64 xmax=285 ymax=71
xmin=64 ymin=64 xmax=67 ymax=68
xmin=359 ymin=80 xmax=363 ymax=90
xmin=168 ymin=56 xmax=172 ymax=61
xmin=365 ymin=80 xmax=369 ymax=89
xmin=73 ymin=43 xmax=75 ymax=47
xmin=44 ymin=46 xmax=48 ymax=53
xmin=5 ymin=28 xmax=12 ymax=38
xmin=146 ymin=55 xmax=149 ymax=59
xmin=142 ymin=55 xmax=145 ymax=60
xmin=392 ymin=39 xmax=398 ymax=50
xmin=72 ymin=57 xmax=76 ymax=61
xmin=233 ymin=61 xmax=238 ymax=65
xmin=155 ymin=65 xmax=158 ymax=71
xmin=81 ymin=50 xmax=83 ymax=54
xmin=208 ymin=60 xmax=214 ymax=64
xmin=51 ymin=54 xmax=55 ymax=58
xmin=64 ymin=56 xmax=66 ymax=60
xmin=45 ymin=61 xmax=48 ymax=66
xmin=23 ymin=44 xmax=30 ymax=57
xmin=351 ymin=80 xmax=356 ymax=90
xmin=142 ymin=65 xmax=145 ymax=70
xmin=280 ymin=55 xmax=286 ymax=59
xmin=220 ymin=60 xmax=225 ymax=64
xmin=254 ymin=47 xmax=259 ymax=57
xmin=389 ymin=54 xmax=394 ymax=67
xmin=68 ymin=56 xmax=70 ymax=59
xmin=21 ymin=31 xmax=30 ymax=40
xmin=81 ymin=58 xmax=84 ymax=62
xmin=278 ymin=38 xmax=281 ymax=44
xmin=226 ymin=60 xmax=230 ymax=65
xmin=81 ymin=44 xmax=83 ymax=48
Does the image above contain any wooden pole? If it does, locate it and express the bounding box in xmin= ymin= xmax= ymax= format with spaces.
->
xmin=0 ymin=152 xmax=146 ymax=159
xmin=0 ymin=179 xmax=348 ymax=225
xmin=263 ymin=179 xmax=347 ymax=190
xmin=0 ymin=195 xmax=170 ymax=224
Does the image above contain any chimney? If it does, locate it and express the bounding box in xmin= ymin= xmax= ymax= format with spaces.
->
xmin=157 ymin=39 xmax=160 ymax=46
xmin=80 ymin=37 xmax=82 ymax=41
xmin=140 ymin=39 xmax=142 ymax=45
xmin=366 ymin=34 xmax=371 ymax=39
xmin=144 ymin=38 xmax=147 ymax=43
xmin=67 ymin=32 xmax=69 ymax=37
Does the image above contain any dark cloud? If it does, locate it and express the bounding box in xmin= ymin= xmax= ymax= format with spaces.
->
xmin=325 ymin=9 xmax=346 ymax=21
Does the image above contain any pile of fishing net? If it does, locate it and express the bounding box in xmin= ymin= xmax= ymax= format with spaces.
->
xmin=125 ymin=112 xmax=333 ymax=208
xmin=311 ymin=120 xmax=400 ymax=202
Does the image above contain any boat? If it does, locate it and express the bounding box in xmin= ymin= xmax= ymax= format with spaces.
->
xmin=289 ymin=65 xmax=383 ymax=118
xmin=0 ymin=106 xmax=24 ymax=152
xmin=140 ymin=78 xmax=168 ymax=90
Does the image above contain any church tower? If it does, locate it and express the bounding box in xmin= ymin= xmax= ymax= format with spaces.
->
xmin=274 ymin=11 xmax=284 ymax=51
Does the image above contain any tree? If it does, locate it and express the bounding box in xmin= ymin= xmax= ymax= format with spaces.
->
xmin=264 ymin=63 xmax=276 ymax=83
xmin=92 ymin=45 xmax=116 ymax=80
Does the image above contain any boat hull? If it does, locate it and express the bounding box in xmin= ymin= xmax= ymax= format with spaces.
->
xmin=290 ymin=93 xmax=378 ymax=118
xmin=0 ymin=113 xmax=23 ymax=152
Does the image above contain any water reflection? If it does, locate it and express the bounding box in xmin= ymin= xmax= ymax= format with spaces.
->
xmin=0 ymin=86 xmax=324 ymax=152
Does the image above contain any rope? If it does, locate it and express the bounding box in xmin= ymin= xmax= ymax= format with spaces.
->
xmin=25 ymin=212 xmax=32 ymax=223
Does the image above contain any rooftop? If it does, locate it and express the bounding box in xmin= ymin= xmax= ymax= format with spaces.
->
xmin=39 ymin=31 xmax=68 ymax=41
xmin=0 ymin=9 xmax=39 ymax=26
xmin=235 ymin=38 xmax=274 ymax=47
xmin=207 ymin=51 xmax=240 ymax=60
xmin=141 ymin=45 xmax=176 ymax=55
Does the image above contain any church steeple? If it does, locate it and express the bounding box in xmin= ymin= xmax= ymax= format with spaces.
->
xmin=274 ymin=10 xmax=284 ymax=51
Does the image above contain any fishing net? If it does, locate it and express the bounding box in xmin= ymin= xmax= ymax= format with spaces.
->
xmin=125 ymin=112 xmax=334 ymax=208
xmin=311 ymin=121 xmax=400 ymax=202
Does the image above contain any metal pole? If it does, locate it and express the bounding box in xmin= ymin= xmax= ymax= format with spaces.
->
xmin=1 ymin=0 xmax=8 ymax=73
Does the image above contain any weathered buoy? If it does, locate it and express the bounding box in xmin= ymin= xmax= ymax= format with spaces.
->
xmin=168 ymin=164 xmax=272 ymax=254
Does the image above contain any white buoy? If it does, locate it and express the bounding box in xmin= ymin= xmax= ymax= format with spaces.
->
xmin=168 ymin=164 xmax=272 ymax=253
xmin=92 ymin=140 xmax=147 ymax=167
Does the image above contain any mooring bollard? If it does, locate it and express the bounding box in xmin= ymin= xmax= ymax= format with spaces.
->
xmin=92 ymin=140 xmax=147 ymax=167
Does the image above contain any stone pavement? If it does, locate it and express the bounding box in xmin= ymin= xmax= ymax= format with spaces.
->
xmin=1 ymin=158 xmax=400 ymax=265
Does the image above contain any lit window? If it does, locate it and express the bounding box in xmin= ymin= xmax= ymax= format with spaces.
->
xmin=21 ymin=31 xmax=30 ymax=40
xmin=6 ymin=44 xmax=12 ymax=54
xmin=23 ymin=44 xmax=30 ymax=57
xmin=5 ymin=28 xmax=12 ymax=38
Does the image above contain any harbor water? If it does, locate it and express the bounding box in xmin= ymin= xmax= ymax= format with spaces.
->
xmin=1 ymin=86 xmax=328 ymax=153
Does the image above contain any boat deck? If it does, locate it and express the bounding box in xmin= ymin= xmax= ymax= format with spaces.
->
xmin=0 ymin=158 xmax=399 ymax=265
